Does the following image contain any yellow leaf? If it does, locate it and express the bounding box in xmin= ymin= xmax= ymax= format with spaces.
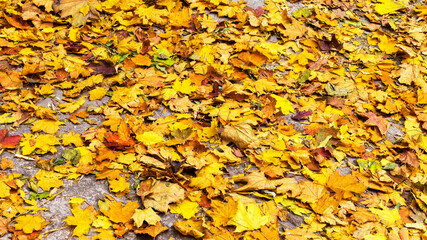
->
xmin=35 ymin=83 xmax=54 ymax=95
xmin=14 ymin=215 xmax=47 ymax=234
xmin=132 ymin=208 xmax=161 ymax=227
xmin=62 ymin=132 xmax=84 ymax=147
xmin=136 ymin=132 xmax=164 ymax=145
xmin=142 ymin=180 xmax=185 ymax=213
xmin=377 ymin=34 xmax=398 ymax=54
xmin=35 ymin=170 xmax=64 ymax=191
xmin=89 ymin=88 xmax=107 ymax=101
xmin=69 ymin=197 xmax=85 ymax=206
xmin=221 ymin=121 xmax=260 ymax=149
xmin=92 ymin=216 xmax=112 ymax=229
xmin=271 ymin=94 xmax=294 ymax=115
xmin=369 ymin=204 xmax=401 ymax=227
xmin=174 ymin=219 xmax=205 ymax=238
xmin=131 ymin=54 xmax=152 ymax=66
xmin=0 ymin=113 xmax=17 ymax=124
xmin=374 ymin=0 xmax=403 ymax=15
xmin=59 ymin=97 xmax=85 ymax=113
xmin=170 ymin=200 xmax=199 ymax=219
xmin=20 ymin=133 xmax=60 ymax=155
xmin=173 ymin=79 xmax=198 ymax=95
xmin=31 ymin=119 xmax=64 ymax=134
xmin=65 ymin=205 xmax=97 ymax=237
xmin=0 ymin=181 xmax=10 ymax=198
xmin=228 ymin=201 xmax=269 ymax=232
xmin=100 ymin=200 xmax=139 ymax=223
xmin=108 ymin=177 xmax=129 ymax=196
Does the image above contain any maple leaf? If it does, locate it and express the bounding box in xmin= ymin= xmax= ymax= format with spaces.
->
xmin=228 ymin=201 xmax=269 ymax=232
xmin=170 ymin=200 xmax=199 ymax=219
xmin=174 ymin=219 xmax=205 ymax=238
xmin=364 ymin=112 xmax=390 ymax=135
xmin=326 ymin=171 xmax=367 ymax=197
xmin=271 ymin=94 xmax=294 ymax=115
xmin=399 ymin=151 xmax=419 ymax=168
xmin=374 ymin=0 xmax=403 ymax=15
xmin=33 ymin=0 xmax=54 ymax=12
xmin=131 ymin=208 xmax=161 ymax=227
xmin=20 ymin=133 xmax=60 ymax=155
xmin=35 ymin=170 xmax=64 ymax=191
xmin=31 ymin=119 xmax=64 ymax=134
xmin=54 ymin=0 xmax=100 ymax=27
xmin=108 ymin=177 xmax=129 ymax=196
xmin=233 ymin=171 xmax=284 ymax=192
xmin=65 ymin=204 xmax=97 ymax=236
xmin=59 ymin=97 xmax=85 ymax=113
xmin=14 ymin=215 xmax=47 ymax=234
xmin=134 ymin=221 xmax=168 ymax=237
xmin=139 ymin=180 xmax=185 ymax=213
xmin=0 ymin=181 xmax=11 ymax=198
xmin=136 ymin=131 xmax=164 ymax=145
xmin=221 ymin=121 xmax=260 ymax=149
xmin=0 ymin=129 xmax=21 ymax=149
xmin=207 ymin=200 xmax=238 ymax=227
xmin=100 ymin=200 xmax=139 ymax=223
xmin=0 ymin=70 xmax=22 ymax=90
xmin=0 ymin=217 xmax=9 ymax=237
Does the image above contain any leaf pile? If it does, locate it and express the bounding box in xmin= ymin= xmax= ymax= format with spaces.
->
xmin=1 ymin=0 xmax=427 ymax=239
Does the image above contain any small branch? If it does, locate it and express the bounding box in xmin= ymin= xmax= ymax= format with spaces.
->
xmin=14 ymin=154 xmax=36 ymax=161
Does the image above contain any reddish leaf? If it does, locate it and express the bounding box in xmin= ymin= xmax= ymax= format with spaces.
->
xmin=0 ymin=129 xmax=22 ymax=149
xmin=104 ymin=132 xmax=135 ymax=148
xmin=88 ymin=62 xmax=117 ymax=76
xmin=291 ymin=109 xmax=312 ymax=121
xmin=364 ymin=112 xmax=390 ymax=135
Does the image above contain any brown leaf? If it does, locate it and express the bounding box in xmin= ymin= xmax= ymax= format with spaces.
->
xmin=399 ymin=151 xmax=419 ymax=168
xmin=140 ymin=180 xmax=185 ymax=213
xmin=364 ymin=112 xmax=390 ymax=135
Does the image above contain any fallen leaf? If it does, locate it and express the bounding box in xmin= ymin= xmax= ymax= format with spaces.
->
xmin=14 ymin=215 xmax=47 ymax=234
xmin=221 ymin=121 xmax=260 ymax=149
xmin=0 ymin=129 xmax=21 ymax=149
xmin=132 ymin=208 xmax=161 ymax=227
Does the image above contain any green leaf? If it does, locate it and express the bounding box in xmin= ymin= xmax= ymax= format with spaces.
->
xmin=62 ymin=149 xmax=81 ymax=166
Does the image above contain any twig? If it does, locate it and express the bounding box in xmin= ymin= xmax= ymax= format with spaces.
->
xmin=14 ymin=154 xmax=36 ymax=161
